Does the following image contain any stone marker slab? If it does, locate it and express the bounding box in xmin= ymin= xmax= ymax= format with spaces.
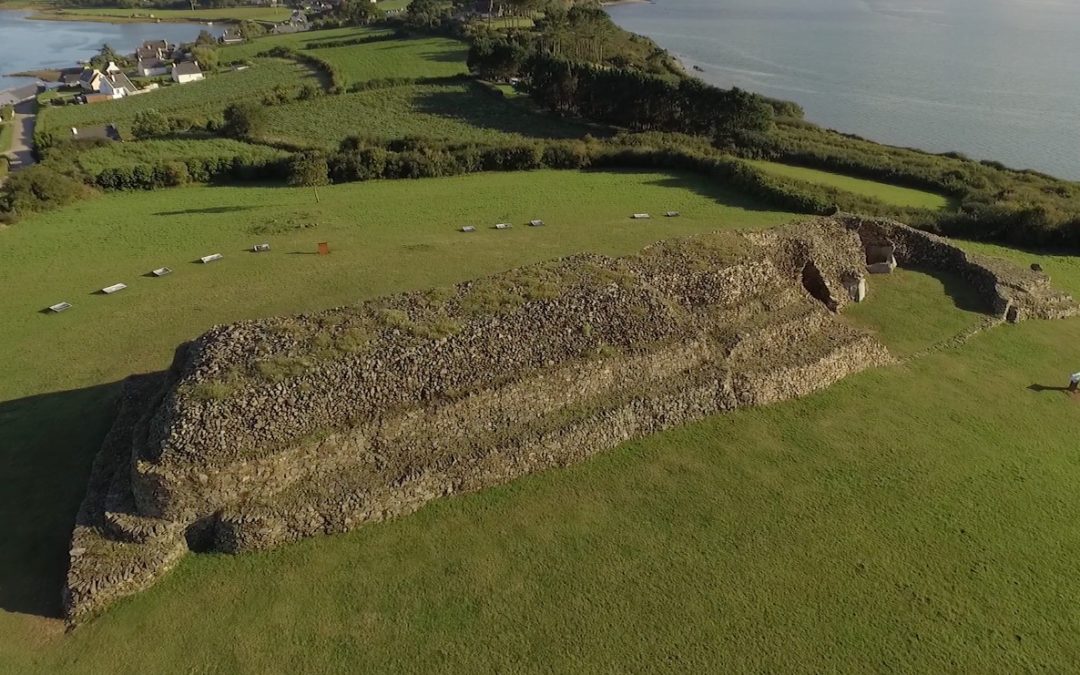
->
xmin=495 ymin=223 xmax=511 ymax=230
xmin=101 ymin=283 xmax=127 ymax=295
xmin=665 ymin=211 xmax=680 ymax=217
xmin=632 ymin=213 xmax=651 ymax=219
xmin=200 ymin=254 xmax=223 ymax=264
xmin=529 ymin=219 xmax=545 ymax=227
xmin=152 ymin=267 xmax=172 ymax=277
xmin=48 ymin=302 xmax=72 ymax=313
xmin=252 ymin=243 xmax=271 ymax=253
xmin=461 ymin=226 xmax=476 ymax=233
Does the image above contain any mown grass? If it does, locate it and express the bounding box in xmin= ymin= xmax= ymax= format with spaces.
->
xmin=843 ymin=269 xmax=987 ymax=357
xmin=307 ymin=33 xmax=468 ymax=86
xmin=259 ymin=81 xmax=597 ymax=149
xmin=2 ymin=174 xmax=1079 ymax=670
xmin=747 ymin=159 xmax=954 ymax=210
xmin=218 ymin=25 xmax=468 ymax=89
xmin=37 ymin=60 xmax=317 ymax=137
xmin=31 ymin=6 xmax=291 ymax=23
xmin=72 ymin=138 xmax=287 ymax=177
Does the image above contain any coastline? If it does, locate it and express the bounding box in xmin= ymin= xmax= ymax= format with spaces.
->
xmin=600 ymin=0 xmax=650 ymax=7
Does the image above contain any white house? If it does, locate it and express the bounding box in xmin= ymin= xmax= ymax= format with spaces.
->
xmin=171 ymin=61 xmax=204 ymax=84
xmin=104 ymin=61 xmax=122 ymax=75
xmin=98 ymin=72 xmax=139 ymax=99
xmin=137 ymin=58 xmax=170 ymax=78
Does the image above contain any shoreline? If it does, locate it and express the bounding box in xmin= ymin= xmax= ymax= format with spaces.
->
xmin=600 ymin=0 xmax=651 ymax=7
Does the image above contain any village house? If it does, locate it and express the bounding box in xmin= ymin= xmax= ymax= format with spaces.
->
xmin=171 ymin=61 xmax=204 ymax=84
xmin=99 ymin=72 xmax=139 ymax=99
xmin=137 ymin=57 xmax=170 ymax=78
xmin=136 ymin=40 xmax=174 ymax=61
xmin=77 ymin=69 xmax=105 ymax=92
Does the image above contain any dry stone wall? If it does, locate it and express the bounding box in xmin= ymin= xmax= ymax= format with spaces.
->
xmin=63 ymin=216 xmax=1076 ymax=623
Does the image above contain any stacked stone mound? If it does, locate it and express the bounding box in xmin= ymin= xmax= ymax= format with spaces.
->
xmin=63 ymin=217 xmax=1075 ymax=623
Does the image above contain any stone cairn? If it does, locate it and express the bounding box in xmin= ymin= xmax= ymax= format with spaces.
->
xmin=63 ymin=216 xmax=1076 ymax=623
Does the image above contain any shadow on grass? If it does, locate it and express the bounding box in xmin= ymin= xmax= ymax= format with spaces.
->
xmin=1028 ymin=384 xmax=1077 ymax=395
xmin=412 ymin=88 xmax=594 ymax=140
xmin=905 ymin=265 xmax=995 ymax=314
xmin=0 ymin=382 xmax=122 ymax=618
xmin=154 ymin=206 xmax=258 ymax=217
xmin=642 ymin=173 xmax=795 ymax=215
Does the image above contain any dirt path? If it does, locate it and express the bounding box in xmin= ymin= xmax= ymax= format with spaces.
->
xmin=5 ymin=98 xmax=37 ymax=173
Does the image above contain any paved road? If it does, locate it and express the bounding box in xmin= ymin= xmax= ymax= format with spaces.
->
xmin=5 ymin=98 xmax=37 ymax=173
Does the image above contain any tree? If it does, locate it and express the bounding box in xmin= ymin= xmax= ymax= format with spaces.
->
xmin=196 ymin=29 xmax=217 ymax=46
xmin=288 ymin=151 xmax=330 ymax=187
xmin=89 ymin=43 xmax=130 ymax=70
xmin=191 ymin=44 xmax=219 ymax=72
xmin=221 ymin=102 xmax=267 ymax=141
xmin=131 ymin=109 xmax=171 ymax=140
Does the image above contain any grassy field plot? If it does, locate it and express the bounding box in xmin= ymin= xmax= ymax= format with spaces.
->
xmin=37 ymin=60 xmax=318 ymax=137
xmin=260 ymin=81 xmax=598 ymax=148
xmin=747 ymin=159 xmax=954 ymax=210
xmin=308 ymin=34 xmax=468 ymax=86
xmin=218 ymin=26 xmax=468 ymax=88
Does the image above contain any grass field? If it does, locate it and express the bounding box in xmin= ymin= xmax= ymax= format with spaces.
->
xmin=259 ymin=81 xmax=597 ymax=148
xmin=218 ymin=26 xmax=468 ymax=88
xmin=37 ymin=60 xmax=317 ymax=137
xmin=308 ymin=33 xmax=469 ymax=86
xmin=72 ymin=138 xmax=287 ymax=177
xmin=747 ymin=159 xmax=954 ymax=210
xmin=30 ymin=6 xmax=291 ymax=23
xmin=3 ymin=166 xmax=1080 ymax=670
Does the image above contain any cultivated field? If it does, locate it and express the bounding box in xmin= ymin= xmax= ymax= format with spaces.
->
xmin=2 ymin=166 xmax=1080 ymax=671
xmin=36 ymin=60 xmax=318 ymax=137
xmin=72 ymin=138 xmax=287 ymax=177
xmin=747 ymin=159 xmax=954 ymax=210
xmin=259 ymin=81 xmax=598 ymax=148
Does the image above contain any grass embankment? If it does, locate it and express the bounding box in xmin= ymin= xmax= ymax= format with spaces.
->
xmin=260 ymin=81 xmax=597 ymax=148
xmin=28 ymin=6 xmax=291 ymax=23
xmin=36 ymin=60 xmax=317 ymax=138
xmin=747 ymin=159 xmax=954 ymax=211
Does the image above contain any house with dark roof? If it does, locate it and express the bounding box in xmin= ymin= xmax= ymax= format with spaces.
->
xmin=137 ymin=57 xmax=170 ymax=78
xmin=136 ymin=40 xmax=174 ymax=61
xmin=0 ymin=83 xmax=41 ymax=107
xmin=78 ymin=69 xmax=105 ymax=92
xmin=171 ymin=61 xmax=204 ymax=84
xmin=100 ymin=72 xmax=139 ymax=99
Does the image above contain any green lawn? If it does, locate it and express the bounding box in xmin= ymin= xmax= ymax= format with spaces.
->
xmin=32 ymin=6 xmax=292 ymax=23
xmin=308 ymin=33 xmax=469 ymax=87
xmin=37 ymin=60 xmax=318 ymax=138
xmin=747 ymin=159 xmax=954 ymax=210
xmin=259 ymin=81 xmax=597 ymax=149
xmin=4 ymin=170 xmax=1080 ymax=671
xmin=218 ymin=25 xmax=468 ymax=89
